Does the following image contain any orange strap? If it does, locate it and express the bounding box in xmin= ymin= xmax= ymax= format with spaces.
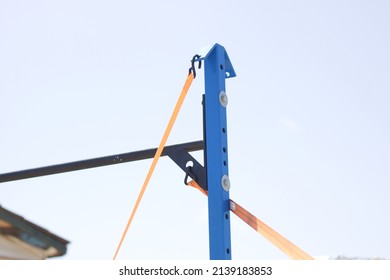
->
xmin=113 ymin=73 xmax=195 ymax=260
xmin=187 ymin=180 xmax=314 ymax=260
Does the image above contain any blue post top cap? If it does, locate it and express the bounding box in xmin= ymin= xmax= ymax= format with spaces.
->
xmin=197 ymin=43 xmax=236 ymax=79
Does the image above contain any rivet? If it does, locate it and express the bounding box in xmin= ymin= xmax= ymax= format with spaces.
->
xmin=221 ymin=174 xmax=230 ymax=192
xmin=219 ymin=91 xmax=228 ymax=107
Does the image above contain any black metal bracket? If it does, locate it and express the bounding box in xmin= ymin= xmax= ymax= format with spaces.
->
xmin=167 ymin=148 xmax=207 ymax=191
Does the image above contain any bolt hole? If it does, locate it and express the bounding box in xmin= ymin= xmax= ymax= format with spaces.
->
xmin=226 ymin=248 xmax=230 ymax=254
xmin=225 ymin=213 xmax=229 ymax=220
xmin=222 ymin=127 xmax=226 ymax=133
xmin=225 ymin=72 xmax=230 ymax=78
xmin=220 ymin=64 xmax=224 ymax=70
xmin=186 ymin=161 xmax=194 ymax=168
xmin=223 ymin=147 xmax=226 ymax=153
xmin=223 ymin=160 xmax=227 ymax=166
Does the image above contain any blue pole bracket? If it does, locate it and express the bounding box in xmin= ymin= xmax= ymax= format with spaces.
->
xmin=201 ymin=43 xmax=236 ymax=260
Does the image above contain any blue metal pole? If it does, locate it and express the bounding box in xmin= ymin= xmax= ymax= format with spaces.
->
xmin=202 ymin=44 xmax=236 ymax=260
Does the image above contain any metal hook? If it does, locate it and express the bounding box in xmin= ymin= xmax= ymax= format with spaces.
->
xmin=188 ymin=54 xmax=202 ymax=78
xmin=184 ymin=166 xmax=196 ymax=185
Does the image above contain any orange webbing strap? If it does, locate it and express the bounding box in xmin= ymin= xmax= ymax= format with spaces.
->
xmin=230 ymin=200 xmax=314 ymax=260
xmin=112 ymin=73 xmax=195 ymax=260
xmin=187 ymin=180 xmax=314 ymax=260
xmin=188 ymin=179 xmax=208 ymax=196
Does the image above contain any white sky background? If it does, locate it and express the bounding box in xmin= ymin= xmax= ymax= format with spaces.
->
xmin=0 ymin=1 xmax=389 ymax=260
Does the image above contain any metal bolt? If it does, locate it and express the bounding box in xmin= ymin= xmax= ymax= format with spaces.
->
xmin=230 ymin=201 xmax=236 ymax=211
xmin=221 ymin=174 xmax=230 ymax=192
xmin=219 ymin=91 xmax=228 ymax=107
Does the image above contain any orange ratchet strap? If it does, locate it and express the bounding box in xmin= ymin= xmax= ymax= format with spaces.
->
xmin=187 ymin=180 xmax=314 ymax=260
xmin=112 ymin=72 xmax=195 ymax=260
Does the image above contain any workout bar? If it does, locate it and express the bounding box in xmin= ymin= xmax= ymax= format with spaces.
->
xmin=0 ymin=140 xmax=204 ymax=183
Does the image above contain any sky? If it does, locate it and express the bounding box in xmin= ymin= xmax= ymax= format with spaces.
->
xmin=0 ymin=1 xmax=389 ymax=260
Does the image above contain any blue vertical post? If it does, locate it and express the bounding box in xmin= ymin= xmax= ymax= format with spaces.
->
xmin=202 ymin=44 xmax=236 ymax=260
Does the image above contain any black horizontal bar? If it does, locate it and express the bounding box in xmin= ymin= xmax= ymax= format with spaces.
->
xmin=0 ymin=140 xmax=204 ymax=183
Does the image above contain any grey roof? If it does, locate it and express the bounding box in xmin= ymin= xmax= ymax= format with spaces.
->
xmin=0 ymin=205 xmax=69 ymax=258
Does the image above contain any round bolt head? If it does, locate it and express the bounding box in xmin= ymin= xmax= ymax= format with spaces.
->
xmin=221 ymin=174 xmax=230 ymax=192
xmin=219 ymin=91 xmax=228 ymax=107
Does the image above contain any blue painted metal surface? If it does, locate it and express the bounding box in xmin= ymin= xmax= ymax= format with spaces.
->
xmin=202 ymin=44 xmax=236 ymax=260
